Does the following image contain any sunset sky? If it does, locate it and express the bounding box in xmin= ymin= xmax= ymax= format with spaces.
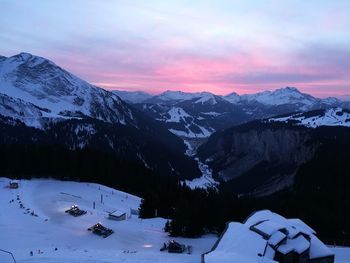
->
xmin=1 ymin=0 xmax=350 ymax=98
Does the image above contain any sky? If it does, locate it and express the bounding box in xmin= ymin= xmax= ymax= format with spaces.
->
xmin=1 ymin=0 xmax=350 ymax=98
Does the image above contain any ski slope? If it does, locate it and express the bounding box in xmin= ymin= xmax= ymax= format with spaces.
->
xmin=0 ymin=178 xmax=216 ymax=263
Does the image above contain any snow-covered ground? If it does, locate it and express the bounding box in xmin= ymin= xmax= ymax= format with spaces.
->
xmin=0 ymin=178 xmax=216 ymax=263
xmin=0 ymin=178 xmax=348 ymax=262
xmin=183 ymin=141 xmax=219 ymax=190
xmin=332 ymin=247 xmax=350 ymax=263
xmin=269 ymin=108 xmax=350 ymax=128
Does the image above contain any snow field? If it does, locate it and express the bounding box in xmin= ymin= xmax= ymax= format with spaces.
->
xmin=0 ymin=178 xmax=216 ymax=262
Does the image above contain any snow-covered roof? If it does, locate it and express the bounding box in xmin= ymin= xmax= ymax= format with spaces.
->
xmin=203 ymin=210 xmax=334 ymax=263
xmin=204 ymin=222 xmax=277 ymax=263
xmin=10 ymin=180 xmax=19 ymax=183
xmin=268 ymin=231 xmax=286 ymax=247
xmin=309 ymin=235 xmax=334 ymax=259
xmin=245 ymin=210 xmax=316 ymax=237
xmin=277 ymin=234 xmax=310 ymax=254
xmin=109 ymin=210 xmax=126 ymax=217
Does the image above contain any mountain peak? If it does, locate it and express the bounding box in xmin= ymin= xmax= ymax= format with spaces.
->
xmin=6 ymin=52 xmax=48 ymax=68
xmin=226 ymin=91 xmax=239 ymax=96
xmin=11 ymin=52 xmax=34 ymax=61
xmin=283 ymin=86 xmax=300 ymax=92
xmin=112 ymin=90 xmax=153 ymax=103
xmin=271 ymin=86 xmax=301 ymax=94
xmin=224 ymin=92 xmax=240 ymax=103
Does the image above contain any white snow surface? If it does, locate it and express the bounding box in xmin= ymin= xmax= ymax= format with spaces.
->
xmin=194 ymin=93 xmax=218 ymax=105
xmin=155 ymin=91 xmax=201 ymax=101
xmin=0 ymin=178 xmax=216 ymax=263
xmin=184 ymin=158 xmax=219 ymax=190
xmin=269 ymin=108 xmax=350 ymax=128
xmin=154 ymin=91 xmax=219 ymax=105
xmin=169 ymin=124 xmax=213 ymax=138
xmin=182 ymin=141 xmax=219 ymax=190
xmin=223 ymin=92 xmax=240 ymax=104
xmin=204 ymin=222 xmax=277 ymax=263
xmin=165 ymin=107 xmax=191 ymax=123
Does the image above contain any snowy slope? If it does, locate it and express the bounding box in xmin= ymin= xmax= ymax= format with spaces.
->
xmin=0 ymin=178 xmax=216 ymax=263
xmin=0 ymin=93 xmax=57 ymax=128
xmin=149 ymin=91 xmax=205 ymax=102
xmin=223 ymin=92 xmax=240 ymax=104
xmin=137 ymin=95 xmax=247 ymax=139
xmin=0 ymin=53 xmax=135 ymax=127
xmin=112 ymin=90 xmax=153 ymax=103
xmin=269 ymin=108 xmax=350 ymax=128
xmin=182 ymin=140 xmax=219 ymax=189
xmin=165 ymin=107 xmax=191 ymax=123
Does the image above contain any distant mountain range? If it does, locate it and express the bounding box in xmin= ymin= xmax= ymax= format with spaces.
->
xmin=114 ymin=88 xmax=350 ymax=139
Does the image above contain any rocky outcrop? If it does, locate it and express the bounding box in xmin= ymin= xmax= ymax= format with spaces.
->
xmin=197 ymin=122 xmax=320 ymax=195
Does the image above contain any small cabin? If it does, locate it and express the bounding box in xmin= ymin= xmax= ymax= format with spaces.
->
xmin=9 ymin=181 xmax=19 ymax=189
xmin=108 ymin=210 xmax=129 ymax=221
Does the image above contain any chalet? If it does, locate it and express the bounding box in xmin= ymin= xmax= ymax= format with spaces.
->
xmin=202 ymin=210 xmax=334 ymax=263
xmin=108 ymin=210 xmax=129 ymax=221
xmin=9 ymin=180 xmax=19 ymax=189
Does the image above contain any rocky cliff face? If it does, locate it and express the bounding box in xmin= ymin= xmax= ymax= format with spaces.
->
xmin=197 ymin=122 xmax=320 ymax=195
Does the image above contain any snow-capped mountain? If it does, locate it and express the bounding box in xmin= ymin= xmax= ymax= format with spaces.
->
xmin=0 ymin=53 xmax=201 ymax=179
xmin=223 ymin=92 xmax=240 ymax=104
xmin=117 ymin=86 xmax=349 ymax=109
xmin=0 ymin=53 xmax=135 ymax=128
xmin=119 ymin=87 xmax=350 ymax=140
xmin=145 ymin=90 xmax=207 ymax=103
xmin=135 ymin=94 xmax=248 ymax=139
xmin=237 ymin=87 xmax=318 ymax=107
xmin=112 ymin=90 xmax=153 ymax=103
xmin=268 ymin=108 xmax=350 ymax=128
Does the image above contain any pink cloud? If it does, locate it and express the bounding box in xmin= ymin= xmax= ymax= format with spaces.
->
xmin=39 ymin=40 xmax=350 ymax=98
